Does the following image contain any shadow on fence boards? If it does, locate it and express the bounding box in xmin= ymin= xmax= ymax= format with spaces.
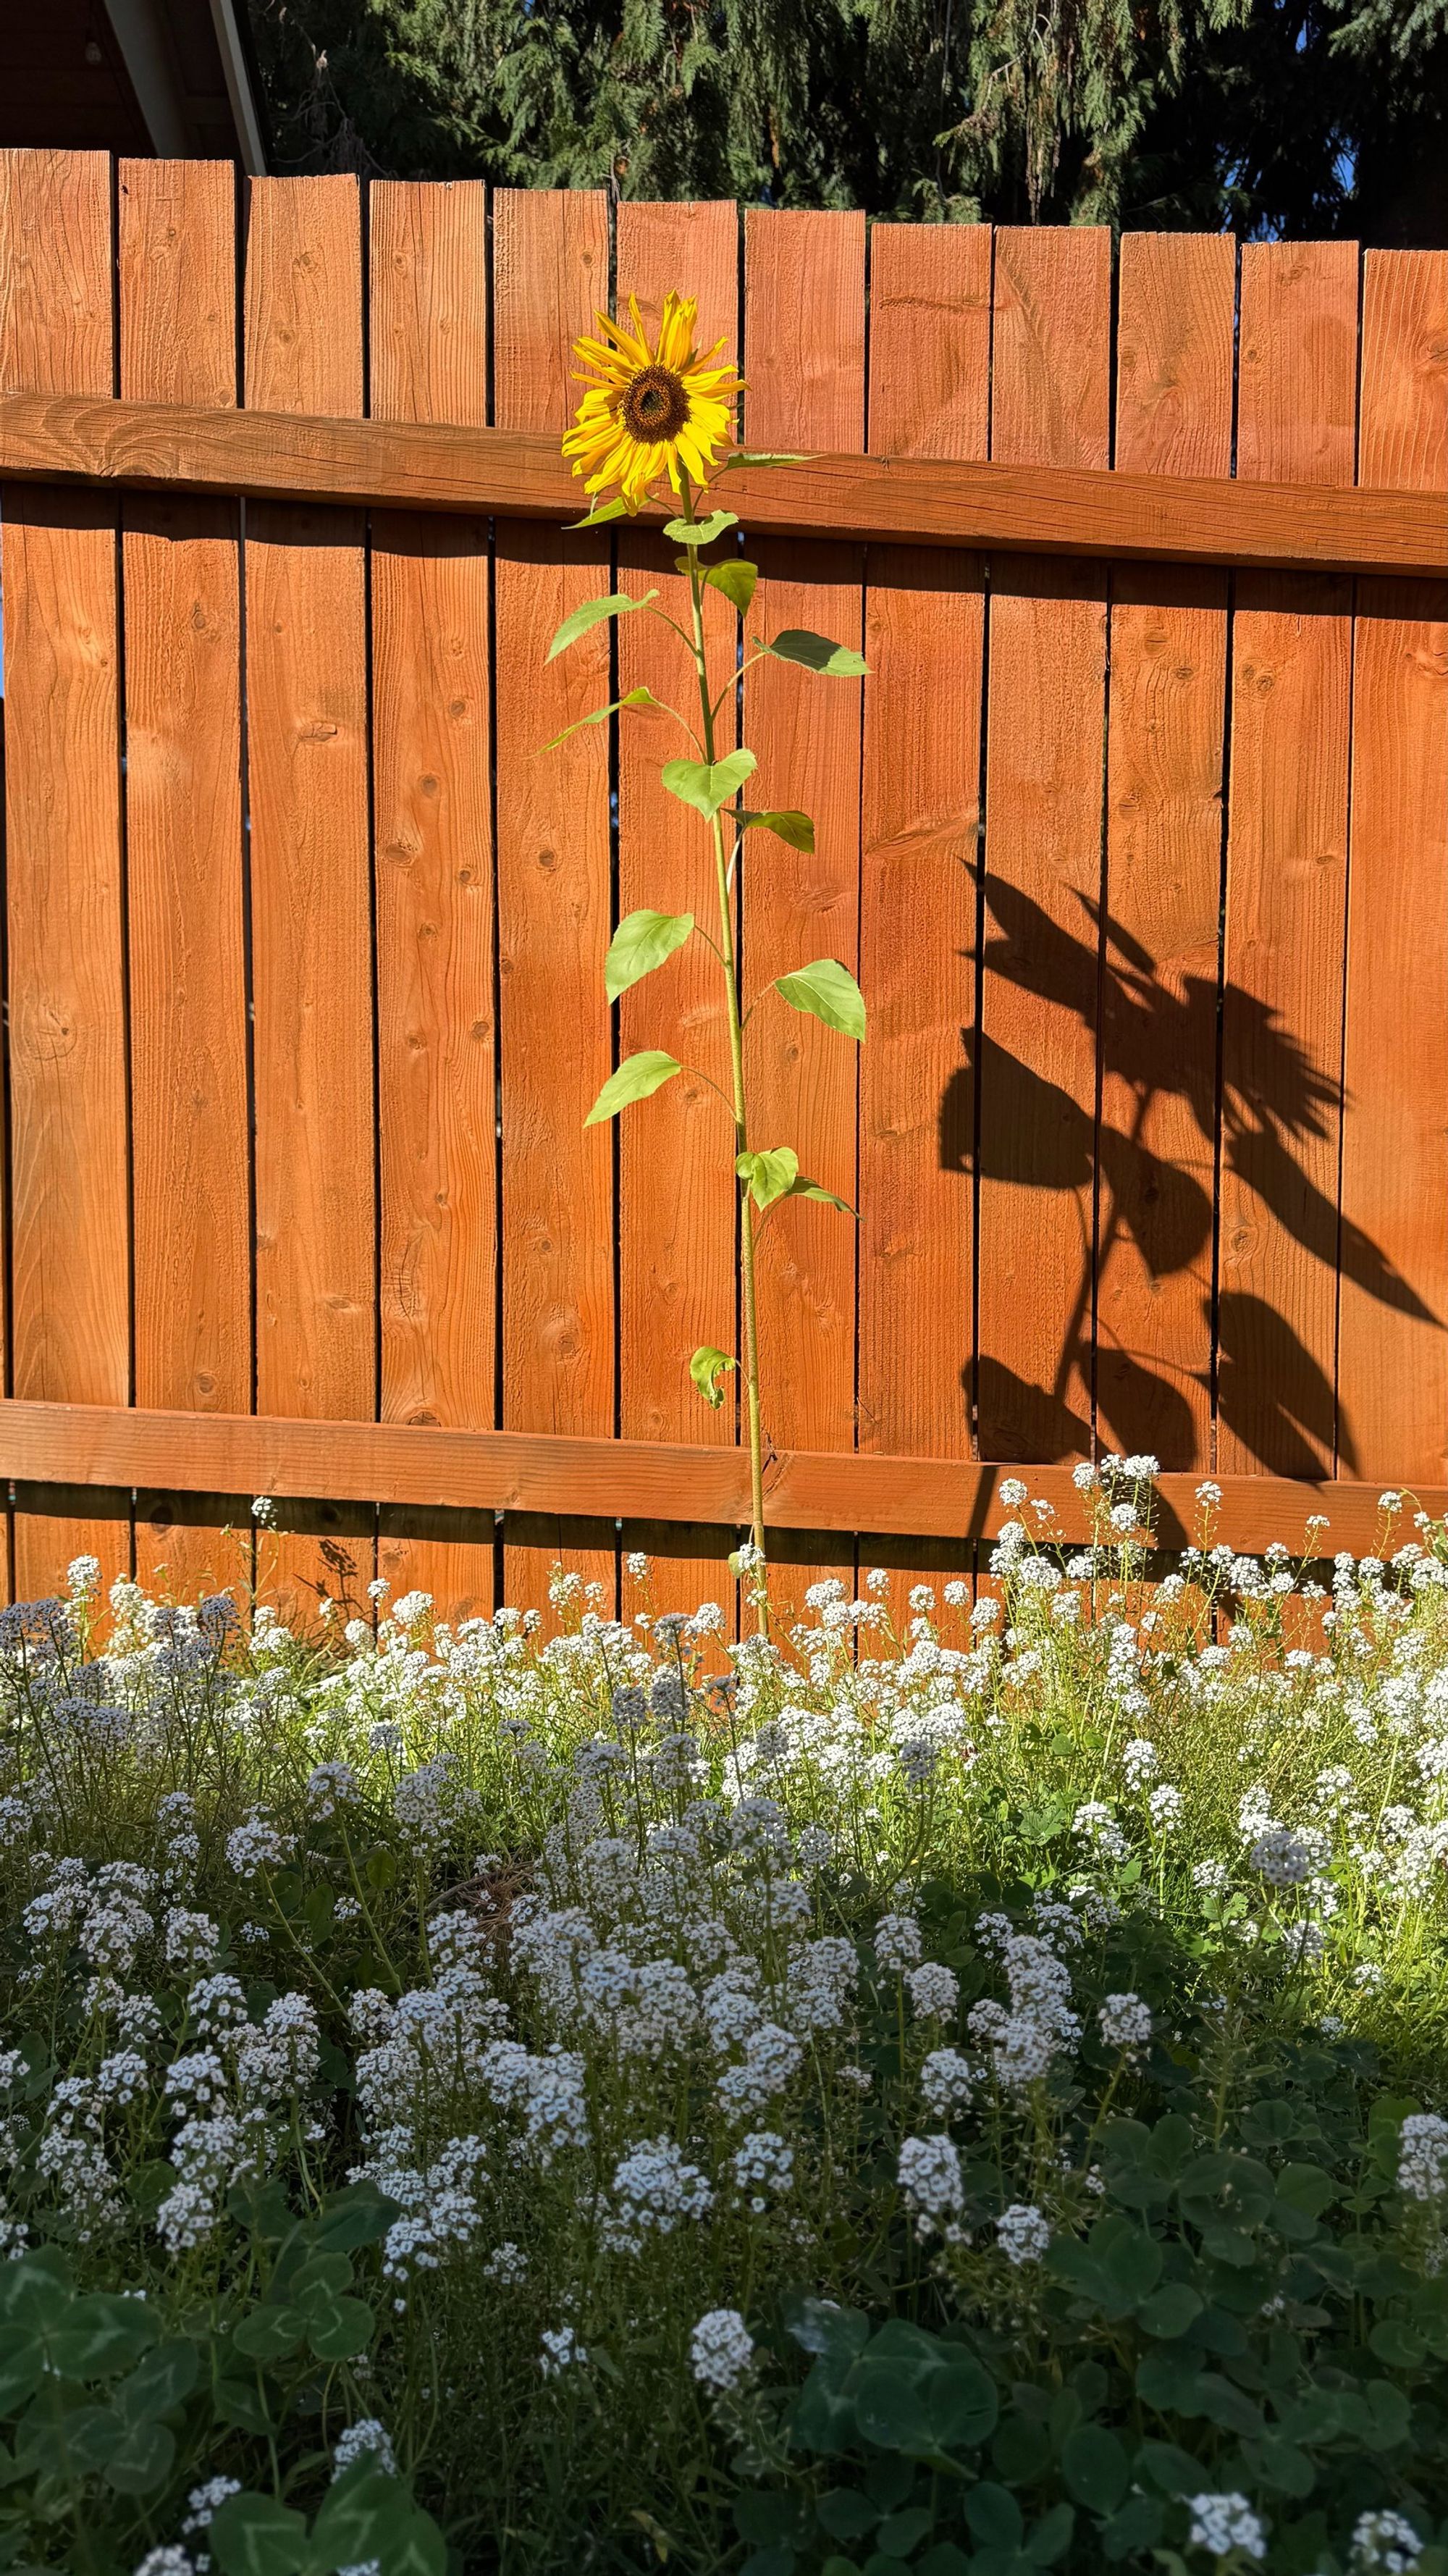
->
xmin=0 ymin=148 xmax=1444 ymax=1633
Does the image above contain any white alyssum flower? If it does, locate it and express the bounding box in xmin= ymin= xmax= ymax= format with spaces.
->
xmin=332 ymin=2420 xmax=397 ymax=2480
xmin=873 ymin=1913 xmax=922 ymax=1973
xmin=898 ymin=2133 xmax=964 ymax=2241
xmin=690 ymin=2307 xmax=754 ymax=2392
xmin=1397 ymin=2112 xmax=1448 ymax=2200
xmin=920 ymin=2047 xmax=976 ymax=2118
xmin=1352 ymin=2509 xmax=1423 ymax=2572
xmin=996 ymin=2202 xmax=1050 ymax=2265
xmin=1098 ymin=1993 xmax=1152 ymax=2055
xmin=906 ymin=1962 xmax=959 ymax=2021
xmin=732 ymin=2131 xmax=794 ymax=2205
xmin=539 ymin=2324 xmax=588 ymax=2377
xmin=1249 ymin=1826 xmax=1313 ymax=1886
xmin=1187 ymin=2493 xmax=1268 ymax=2562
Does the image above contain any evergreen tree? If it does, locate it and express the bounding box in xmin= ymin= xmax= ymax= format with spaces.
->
xmin=243 ymin=0 xmax=1448 ymax=243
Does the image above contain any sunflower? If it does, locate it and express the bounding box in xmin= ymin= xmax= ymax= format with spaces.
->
xmin=563 ymin=290 xmax=744 ymax=513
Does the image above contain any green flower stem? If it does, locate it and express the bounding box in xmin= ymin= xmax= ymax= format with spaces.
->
xmin=678 ymin=470 xmax=770 ymax=1630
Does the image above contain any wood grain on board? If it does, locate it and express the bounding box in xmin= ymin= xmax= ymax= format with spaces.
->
xmin=1097 ymin=233 xmax=1234 ymax=1468
xmin=0 ymin=149 xmax=131 ymax=1599
xmin=1339 ymin=250 xmax=1448 ymax=1483
xmin=977 ymin=226 xmax=1111 ymax=1467
xmin=1219 ymin=242 xmax=1358 ymax=1480
xmin=614 ymin=200 xmax=743 ymax=1637
xmin=741 ymin=207 xmax=866 ymax=1627
xmin=119 ymin=159 xmax=252 ymax=1600
xmin=492 ymin=189 xmax=617 ymax=1619
xmin=244 ymin=175 xmax=376 ymax=1622
xmin=369 ymin=180 xmax=497 ymax=1624
xmin=859 ymin=222 xmax=991 ymax=1620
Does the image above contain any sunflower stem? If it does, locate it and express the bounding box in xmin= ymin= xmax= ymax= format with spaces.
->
xmin=678 ymin=469 xmax=770 ymax=1637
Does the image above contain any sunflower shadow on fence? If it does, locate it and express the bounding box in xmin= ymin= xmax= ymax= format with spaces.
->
xmin=938 ymin=876 xmax=1441 ymax=1478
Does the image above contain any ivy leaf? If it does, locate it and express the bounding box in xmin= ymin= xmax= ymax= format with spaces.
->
xmin=585 ymin=1052 xmax=682 ymax=1126
xmin=604 ymin=910 xmax=694 ymax=1004
xmin=775 ymin=957 xmax=866 ymax=1040
xmin=705 ymin=558 xmax=757 ymax=613
xmin=689 ymin=1346 xmax=737 ymax=1409
xmin=736 ymin=808 xmax=813 ymax=852
xmin=761 ymin=628 xmax=868 ymax=677
xmin=662 ymin=510 xmax=738 ymax=546
xmin=546 ymin=590 xmax=658 ymax=663
xmin=736 ymin=1146 xmax=798 ymax=1209
xmin=661 ymin=750 xmax=757 ymax=817
xmin=209 ymin=2492 xmax=310 ymax=2576
xmin=565 ymin=495 xmax=628 ymax=529
xmin=539 ymin=687 xmax=659 ymax=754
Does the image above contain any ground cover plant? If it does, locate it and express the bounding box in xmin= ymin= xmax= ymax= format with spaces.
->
xmin=7 ymin=1469 xmax=1448 ymax=2573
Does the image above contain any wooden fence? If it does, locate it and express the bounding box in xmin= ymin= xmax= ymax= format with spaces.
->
xmin=0 ymin=148 xmax=1444 ymax=1632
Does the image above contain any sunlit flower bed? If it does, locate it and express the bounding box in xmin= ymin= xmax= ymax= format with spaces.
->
xmin=7 ymin=1464 xmax=1448 ymax=2576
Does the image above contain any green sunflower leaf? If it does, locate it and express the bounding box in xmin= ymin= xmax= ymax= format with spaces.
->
xmin=736 ymin=807 xmax=814 ymax=852
xmin=566 ymin=496 xmax=629 ymax=529
xmin=585 ymin=1052 xmax=682 ymax=1125
xmin=661 ymin=750 xmax=757 ymax=818
xmin=761 ymin=628 xmax=869 ymax=677
xmin=720 ymin=449 xmax=809 ymax=471
xmin=775 ymin=957 xmax=866 ymax=1040
xmin=690 ymin=1346 xmax=738 ymax=1409
xmin=546 ymin=590 xmax=659 ymax=662
xmin=736 ymin=1146 xmax=798 ymax=1209
xmin=785 ymin=1175 xmax=856 ymax=1215
xmin=539 ymin=687 xmax=659 ymax=754
xmin=604 ymin=909 xmax=695 ymax=1003
xmin=705 ymin=558 xmax=757 ymax=612
xmin=663 ymin=511 xmax=738 ymax=547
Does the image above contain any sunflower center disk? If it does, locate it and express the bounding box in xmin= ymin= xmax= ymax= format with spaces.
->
xmin=620 ymin=363 xmax=690 ymax=443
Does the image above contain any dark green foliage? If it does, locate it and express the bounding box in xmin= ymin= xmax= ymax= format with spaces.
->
xmin=241 ymin=0 xmax=1448 ymax=241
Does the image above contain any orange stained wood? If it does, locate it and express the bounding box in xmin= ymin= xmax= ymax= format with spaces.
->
xmin=1096 ymin=235 xmax=1234 ymax=1468
xmin=1219 ymin=241 xmax=1358 ymax=1480
xmin=614 ymin=200 xmax=742 ymax=1637
xmin=1339 ymin=249 xmax=1448 ymax=1482
xmin=119 ymin=159 xmax=251 ymax=1602
xmin=369 ymin=179 xmax=497 ymax=1626
xmin=0 ymin=149 xmax=132 ymax=1598
xmin=859 ymin=222 xmax=990 ymax=1621
xmin=977 ymin=227 xmax=1111 ymax=1464
xmin=244 ymin=175 xmax=376 ymax=1624
xmin=492 ymin=188 xmax=617 ymax=1619
xmin=741 ymin=206 xmax=867 ymax=1621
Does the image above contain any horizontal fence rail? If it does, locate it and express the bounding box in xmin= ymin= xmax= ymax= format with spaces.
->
xmin=0 ymin=1401 xmax=1431 ymax=1556
xmin=0 ymin=151 xmax=1445 ymax=1632
xmin=1 ymin=393 xmax=1444 ymax=576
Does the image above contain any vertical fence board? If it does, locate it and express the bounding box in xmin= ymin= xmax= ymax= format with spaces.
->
xmin=1219 ymin=243 xmax=1357 ymax=1480
xmin=741 ymin=207 xmax=865 ymax=1626
xmin=493 ymin=189 xmax=617 ymax=1619
xmin=1339 ymin=250 xmax=1448 ymax=1484
xmin=370 ymin=179 xmax=497 ymax=1626
xmin=1098 ymin=235 xmax=1233 ymax=1468
xmin=615 ymin=202 xmax=742 ymax=1636
xmin=858 ymin=222 xmax=990 ymax=1616
xmin=119 ymin=158 xmax=251 ymax=1600
xmin=0 ymin=149 xmax=132 ymax=1600
xmin=244 ymin=175 xmax=376 ymax=1622
xmin=977 ymin=227 xmax=1111 ymax=1465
